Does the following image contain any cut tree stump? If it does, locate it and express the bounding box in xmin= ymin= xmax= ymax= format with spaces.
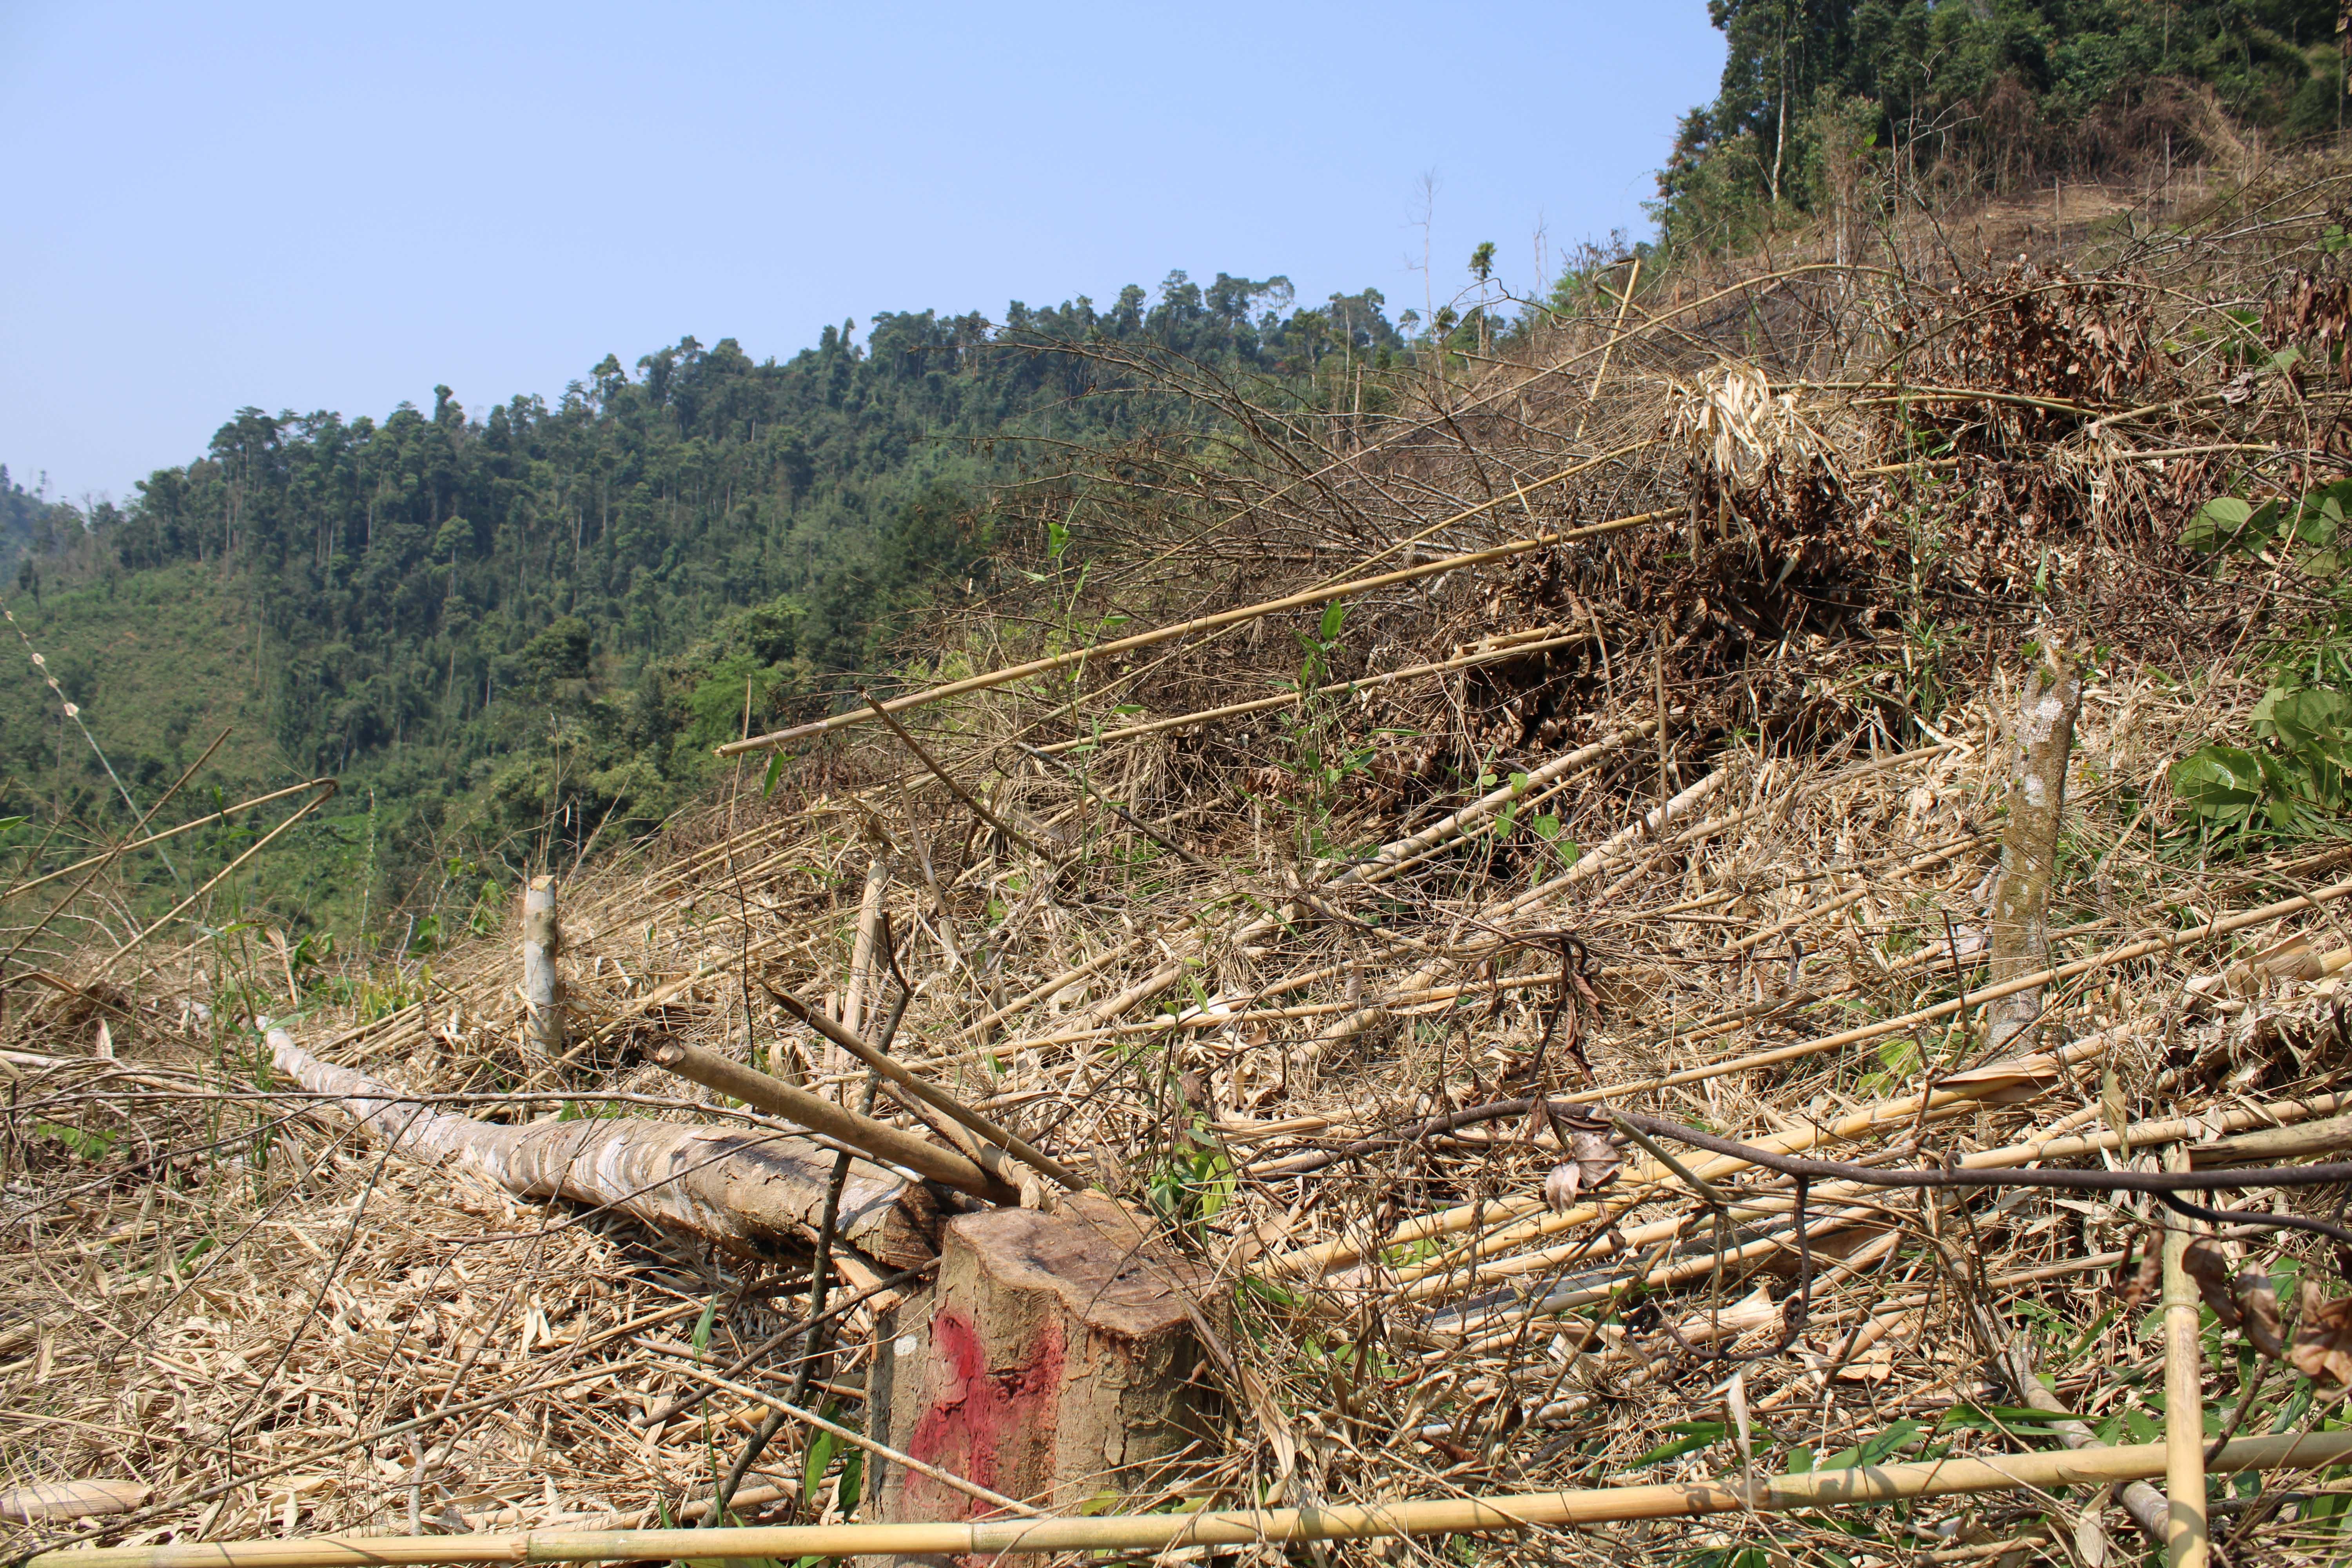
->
xmin=1987 ymin=642 xmax=2082 ymax=1056
xmin=521 ymin=875 xmax=564 ymax=1058
xmin=872 ymin=1192 xmax=1209 ymax=1542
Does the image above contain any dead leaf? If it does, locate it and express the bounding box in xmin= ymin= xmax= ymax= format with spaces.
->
xmin=2240 ymin=1270 xmax=2286 ymax=1360
xmin=2074 ymin=1511 xmax=2110 ymax=1568
xmin=1836 ymin=1344 xmax=1895 ymax=1382
xmin=2290 ymin=1282 xmax=2352 ymax=1384
xmin=1544 ymin=1163 xmax=1583 ymax=1213
xmin=2121 ymin=1234 xmax=2162 ymax=1314
xmin=2181 ymin=1240 xmax=2240 ymax=1327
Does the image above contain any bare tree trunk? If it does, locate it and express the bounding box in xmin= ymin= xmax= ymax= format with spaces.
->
xmin=521 ymin=875 xmax=563 ymax=1059
xmin=269 ymin=1029 xmax=938 ymax=1268
xmin=842 ymin=854 xmax=893 ymax=1055
xmin=1987 ymin=645 xmax=2084 ymax=1057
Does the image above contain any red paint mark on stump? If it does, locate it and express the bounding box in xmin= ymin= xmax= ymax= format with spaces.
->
xmin=903 ymin=1308 xmax=1064 ymax=1518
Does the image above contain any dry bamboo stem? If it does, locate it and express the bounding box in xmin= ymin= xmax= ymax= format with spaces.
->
xmin=1330 ymin=718 xmax=1664 ymax=888
xmin=951 ymin=938 xmax=1143 ymax=1044
xmin=1385 ymin=1082 xmax=2352 ymax=1302
xmin=1029 ymin=627 xmax=1594 ymax=755
xmin=0 ymin=776 xmax=324 ymax=904
xmin=1318 ymin=769 xmax=1727 ymax=1044
xmin=92 ymin=780 xmax=338 ymax=976
xmin=759 ymin=982 xmax=1083 ymax=1191
xmin=1546 ymin=868 xmax=2352 ymax=1104
xmin=717 ymin=504 xmax=1679 ymax=755
xmin=1276 ymin=1018 xmax=2145 ymax=1279
xmin=647 ymin=1041 xmax=1014 ymax=1202
xmin=36 ymin=1431 xmax=2352 ymax=1568
xmin=2163 ymin=1144 xmax=2209 ymax=1568
xmin=842 ymin=854 xmax=889 ymax=1044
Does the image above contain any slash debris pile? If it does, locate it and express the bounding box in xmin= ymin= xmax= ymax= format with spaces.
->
xmin=19 ymin=164 xmax=2352 ymax=1566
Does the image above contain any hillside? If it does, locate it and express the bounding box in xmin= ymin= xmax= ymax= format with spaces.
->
xmin=0 ymin=276 xmax=1403 ymax=935
xmin=16 ymin=156 xmax=2352 ymax=1568
xmin=1659 ymin=0 xmax=2343 ymax=249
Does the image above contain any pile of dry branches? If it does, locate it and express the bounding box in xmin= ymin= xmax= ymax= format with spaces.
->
xmin=17 ymin=157 xmax=2352 ymax=1567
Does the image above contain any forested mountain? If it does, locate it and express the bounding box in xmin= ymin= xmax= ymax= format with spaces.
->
xmin=1661 ymin=0 xmax=2344 ymax=249
xmin=2 ymin=272 xmax=1401 ymax=935
xmin=0 ymin=466 xmax=84 ymax=573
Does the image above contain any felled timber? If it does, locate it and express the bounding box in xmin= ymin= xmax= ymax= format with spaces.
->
xmin=268 ymin=1029 xmax=938 ymax=1269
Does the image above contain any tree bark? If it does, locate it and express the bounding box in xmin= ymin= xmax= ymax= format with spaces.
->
xmin=521 ymin=875 xmax=563 ymax=1059
xmin=1987 ymin=646 xmax=2083 ymax=1056
xmin=269 ymin=1029 xmax=938 ymax=1269
xmin=872 ymin=1192 xmax=1208 ymax=1540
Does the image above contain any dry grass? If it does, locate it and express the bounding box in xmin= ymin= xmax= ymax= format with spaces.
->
xmin=17 ymin=152 xmax=2352 ymax=1567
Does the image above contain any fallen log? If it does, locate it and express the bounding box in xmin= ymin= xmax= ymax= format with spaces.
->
xmin=268 ymin=1029 xmax=938 ymax=1269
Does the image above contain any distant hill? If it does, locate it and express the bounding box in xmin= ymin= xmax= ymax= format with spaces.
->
xmin=1 ymin=274 xmax=1404 ymax=936
xmin=1659 ymin=0 xmax=2341 ymax=251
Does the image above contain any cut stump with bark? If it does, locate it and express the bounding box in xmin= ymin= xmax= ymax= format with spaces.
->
xmin=521 ymin=875 xmax=564 ymax=1058
xmin=1987 ymin=643 xmax=2083 ymax=1057
xmin=872 ymin=1192 xmax=1209 ymax=1547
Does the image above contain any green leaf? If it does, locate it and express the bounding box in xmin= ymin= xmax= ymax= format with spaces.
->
xmin=1630 ymin=1420 xmax=1726 ymax=1468
xmin=691 ymin=1296 xmax=718 ymax=1355
xmin=760 ymin=750 xmax=785 ymax=797
xmin=1531 ymin=813 xmax=1562 ymax=842
xmin=2183 ymin=496 xmax=2253 ymax=552
xmin=834 ymin=1449 xmax=863 ymax=1517
xmin=1318 ymin=600 xmax=1347 ymax=642
xmin=1936 ymin=1402 xmax=2088 ymax=1430
xmin=2171 ymin=745 xmax=2265 ymax=820
xmin=1047 ymin=518 xmax=1070 ymax=560
xmin=802 ymin=1410 xmax=841 ymax=1501
xmin=2265 ymin=686 xmax=2351 ymax=754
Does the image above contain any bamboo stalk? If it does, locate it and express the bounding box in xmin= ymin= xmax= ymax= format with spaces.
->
xmin=92 ymin=780 xmax=338 ymax=977
xmin=759 ymin=983 xmax=1083 ymax=1191
xmin=647 ymin=1041 xmax=1015 ymax=1203
xmin=36 ymin=1431 xmax=2352 ymax=1568
xmin=715 ymin=505 xmax=1678 ymax=755
xmin=2163 ymin=1144 xmax=2210 ymax=1568
xmin=1028 ymin=627 xmax=1593 ymax=756
xmin=520 ymin=876 xmax=563 ymax=1058
xmin=0 ymin=773 xmax=319 ymax=904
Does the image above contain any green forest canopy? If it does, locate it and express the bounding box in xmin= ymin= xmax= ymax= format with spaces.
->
xmin=1 ymin=272 xmax=1402 ymax=942
xmin=1659 ymin=0 xmax=2346 ymax=250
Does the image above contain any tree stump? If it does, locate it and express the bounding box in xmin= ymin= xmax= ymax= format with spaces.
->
xmin=872 ymin=1192 xmax=1208 ymax=1544
xmin=521 ymin=875 xmax=564 ymax=1057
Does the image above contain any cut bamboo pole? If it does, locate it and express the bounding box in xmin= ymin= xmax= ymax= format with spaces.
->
xmin=35 ymin=1431 xmax=2352 ymax=1568
xmin=2163 ymin=1144 xmax=2210 ymax=1568
xmin=647 ymin=1042 xmax=1016 ymax=1203
xmin=759 ymin=983 xmax=1083 ymax=1191
xmin=1987 ymin=644 xmax=2083 ymax=1055
xmin=717 ymin=505 xmax=1678 ymax=755
xmin=1029 ymin=626 xmax=1593 ymax=755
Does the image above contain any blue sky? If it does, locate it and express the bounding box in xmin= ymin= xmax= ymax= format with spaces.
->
xmin=1 ymin=2 xmax=1724 ymax=503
